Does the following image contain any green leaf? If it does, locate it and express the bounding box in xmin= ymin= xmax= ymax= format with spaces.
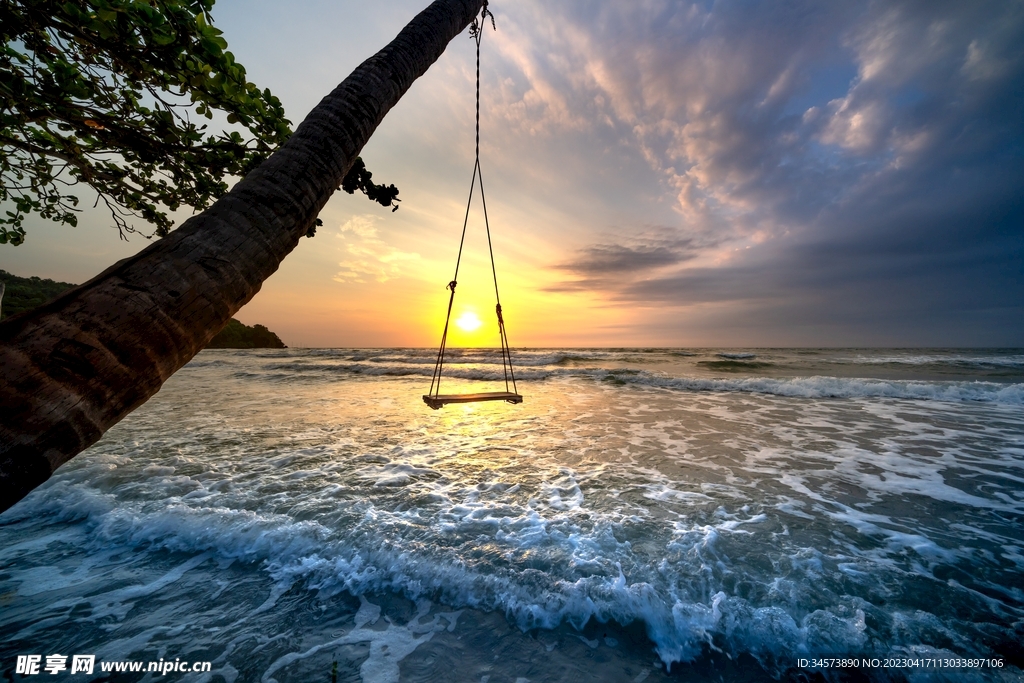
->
xmin=152 ymin=31 xmax=177 ymax=46
xmin=0 ymin=0 xmax=395 ymax=246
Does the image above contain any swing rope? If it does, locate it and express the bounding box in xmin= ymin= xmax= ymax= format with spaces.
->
xmin=427 ymin=3 xmax=517 ymax=401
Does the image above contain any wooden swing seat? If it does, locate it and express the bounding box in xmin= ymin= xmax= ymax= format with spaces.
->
xmin=423 ymin=391 xmax=523 ymax=410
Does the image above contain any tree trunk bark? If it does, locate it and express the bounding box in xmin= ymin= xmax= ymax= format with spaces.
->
xmin=0 ymin=0 xmax=485 ymax=514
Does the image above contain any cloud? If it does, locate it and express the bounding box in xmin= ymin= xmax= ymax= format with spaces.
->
xmin=333 ymin=215 xmax=420 ymax=284
xmin=494 ymin=0 xmax=1024 ymax=341
xmin=561 ymin=242 xmax=692 ymax=275
xmin=547 ymin=228 xmax=702 ymax=293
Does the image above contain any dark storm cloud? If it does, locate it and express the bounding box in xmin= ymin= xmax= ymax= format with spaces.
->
xmin=508 ymin=0 xmax=1024 ymax=342
xmin=548 ymin=231 xmax=700 ymax=292
xmin=559 ymin=242 xmax=693 ymax=275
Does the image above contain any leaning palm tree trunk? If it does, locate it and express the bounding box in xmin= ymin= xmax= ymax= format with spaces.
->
xmin=0 ymin=0 xmax=485 ymax=514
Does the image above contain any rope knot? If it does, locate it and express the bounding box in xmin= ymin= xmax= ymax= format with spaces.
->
xmin=447 ymin=280 xmax=457 ymax=291
xmin=469 ymin=3 xmax=496 ymax=41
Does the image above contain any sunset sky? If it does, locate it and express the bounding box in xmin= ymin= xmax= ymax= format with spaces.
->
xmin=3 ymin=0 xmax=1022 ymax=347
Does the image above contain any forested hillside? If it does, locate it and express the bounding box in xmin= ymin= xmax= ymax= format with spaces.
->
xmin=0 ymin=270 xmax=284 ymax=347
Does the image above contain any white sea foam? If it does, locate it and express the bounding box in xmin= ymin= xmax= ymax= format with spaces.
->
xmin=12 ymin=470 xmax=1002 ymax=673
xmin=3 ymin=348 xmax=1022 ymax=678
xmin=261 ymin=597 xmax=458 ymax=683
xmin=217 ymin=354 xmax=1024 ymax=405
xmin=642 ymin=374 xmax=1024 ymax=404
xmin=835 ymin=353 xmax=1024 ymax=368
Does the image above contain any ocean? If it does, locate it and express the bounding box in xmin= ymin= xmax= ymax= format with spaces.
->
xmin=1 ymin=348 xmax=1022 ymax=682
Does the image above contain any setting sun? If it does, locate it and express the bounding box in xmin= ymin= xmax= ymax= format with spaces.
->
xmin=455 ymin=310 xmax=482 ymax=332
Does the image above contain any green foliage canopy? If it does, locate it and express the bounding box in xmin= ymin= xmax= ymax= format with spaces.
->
xmin=0 ymin=0 xmax=398 ymax=246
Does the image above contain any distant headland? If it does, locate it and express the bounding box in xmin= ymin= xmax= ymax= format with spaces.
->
xmin=0 ymin=269 xmax=285 ymax=349
xmin=205 ymin=318 xmax=286 ymax=349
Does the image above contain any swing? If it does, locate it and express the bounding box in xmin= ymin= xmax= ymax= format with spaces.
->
xmin=424 ymin=5 xmax=521 ymax=411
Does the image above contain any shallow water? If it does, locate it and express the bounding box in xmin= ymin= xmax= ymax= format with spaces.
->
xmin=2 ymin=348 xmax=1023 ymax=682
